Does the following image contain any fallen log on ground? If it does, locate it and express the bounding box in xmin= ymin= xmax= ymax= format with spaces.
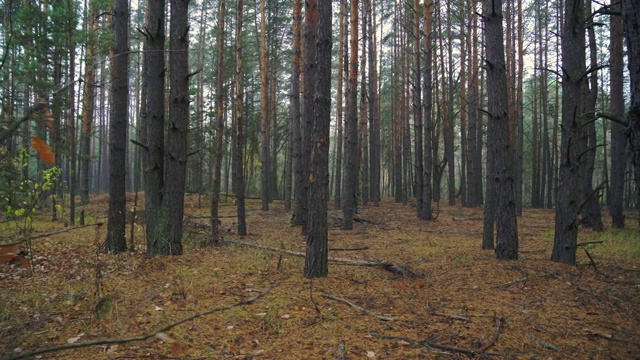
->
xmin=224 ymin=238 xmax=417 ymax=276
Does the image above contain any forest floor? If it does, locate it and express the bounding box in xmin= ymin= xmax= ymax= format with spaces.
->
xmin=1 ymin=194 xmax=639 ymax=360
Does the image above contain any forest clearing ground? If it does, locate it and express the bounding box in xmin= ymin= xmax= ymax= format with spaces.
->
xmin=1 ymin=194 xmax=639 ymax=359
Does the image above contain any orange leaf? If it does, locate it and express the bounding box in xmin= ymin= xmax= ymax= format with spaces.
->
xmin=32 ymin=136 xmax=55 ymax=165
xmin=171 ymin=343 xmax=184 ymax=357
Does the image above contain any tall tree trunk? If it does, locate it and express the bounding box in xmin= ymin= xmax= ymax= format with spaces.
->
xmin=444 ymin=1 xmax=455 ymax=205
xmin=358 ymin=9 xmax=368 ymax=207
xmin=234 ymin=0 xmax=247 ymax=236
xmin=80 ymin=0 xmax=97 ymax=204
xmin=413 ymin=0 xmax=424 ymax=218
xmin=368 ymin=0 xmax=380 ymax=207
xmin=342 ymin=0 xmax=358 ymax=230
xmin=579 ymin=0 xmax=603 ymax=231
xmin=106 ymin=0 xmax=129 ymax=253
xmin=287 ymin=0 xmax=302 ymax=213
xmin=483 ymin=0 xmax=518 ymax=258
xmin=143 ymin=0 xmax=166 ymax=256
xmin=295 ymin=0 xmax=317 ymax=233
xmin=421 ymin=0 xmax=434 ymax=220
xmin=609 ymin=2 xmax=626 ymax=228
xmin=552 ymin=0 xmax=586 ymax=265
xmin=305 ymin=0 xmax=331 ymax=279
xmin=622 ymin=0 xmax=640 ymax=227
xmin=259 ymin=0 xmax=270 ymax=211
xmin=334 ymin=0 xmax=346 ymax=210
xmin=67 ymin=0 xmax=76 ymax=225
xmin=210 ymin=0 xmax=226 ymax=244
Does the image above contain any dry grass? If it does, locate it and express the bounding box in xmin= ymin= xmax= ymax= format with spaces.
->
xmin=1 ymin=195 xmax=639 ymax=359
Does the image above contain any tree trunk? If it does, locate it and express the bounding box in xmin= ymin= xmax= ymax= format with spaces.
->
xmin=609 ymin=2 xmax=626 ymax=229
xmin=367 ymin=0 xmax=380 ymax=207
xmin=160 ymin=0 xmax=190 ymax=254
xmin=234 ymin=0 xmax=247 ymax=236
xmin=290 ymin=0 xmax=302 ymax=215
xmin=304 ymin=0 xmax=331 ymax=279
xmin=334 ymin=0 xmax=346 ymax=210
xmin=622 ymin=0 xmax=640 ymax=227
xmin=143 ymin=0 xmax=166 ymax=256
xmin=421 ymin=0 xmax=434 ymax=220
xmin=80 ymin=0 xmax=97 ymax=205
xmin=413 ymin=0 xmax=424 ymax=218
xmin=484 ymin=0 xmax=518 ymax=259
xmin=210 ymin=0 xmax=226 ymax=244
xmin=551 ymin=0 xmax=586 ymax=265
xmin=259 ymin=0 xmax=270 ymax=211
xmin=342 ymin=0 xmax=358 ymax=230
xmin=106 ymin=0 xmax=129 ymax=253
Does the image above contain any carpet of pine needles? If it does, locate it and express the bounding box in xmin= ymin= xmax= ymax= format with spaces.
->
xmin=1 ymin=194 xmax=639 ymax=359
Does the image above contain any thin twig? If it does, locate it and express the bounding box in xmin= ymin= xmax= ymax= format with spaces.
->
xmin=369 ymin=332 xmax=501 ymax=356
xmin=324 ymin=293 xmax=396 ymax=321
xmin=427 ymin=301 xmax=471 ymax=322
xmin=584 ymin=328 xmax=640 ymax=346
xmin=1 ymin=291 xmax=268 ymax=360
xmin=480 ymin=316 xmax=504 ymax=351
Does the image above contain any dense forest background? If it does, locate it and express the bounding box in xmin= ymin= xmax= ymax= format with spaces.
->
xmin=0 ymin=0 xmax=638 ymax=268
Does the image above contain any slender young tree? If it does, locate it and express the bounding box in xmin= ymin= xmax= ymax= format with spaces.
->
xmin=80 ymin=0 xmax=98 ymax=204
xmin=106 ymin=0 xmax=129 ymax=253
xmin=210 ymin=0 xmax=226 ymax=244
xmin=342 ymin=0 xmax=359 ymax=230
xmin=552 ymin=0 xmax=586 ymax=265
xmin=412 ymin=0 xmax=424 ymax=218
xmin=233 ymin=0 xmax=247 ymax=236
xmin=287 ymin=0 xmax=302 ymax=212
xmin=305 ymin=0 xmax=331 ymax=278
xmin=483 ymin=0 xmax=518 ymax=259
xmin=609 ymin=3 xmax=625 ymax=228
xmin=259 ymin=0 xmax=270 ymax=211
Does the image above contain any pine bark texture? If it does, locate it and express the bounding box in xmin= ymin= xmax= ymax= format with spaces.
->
xmin=484 ymin=0 xmax=518 ymax=259
xmin=234 ymin=0 xmax=247 ymax=236
xmin=342 ymin=0 xmax=358 ymax=230
xmin=552 ymin=0 xmax=585 ymax=265
xmin=143 ymin=0 xmax=166 ymax=256
xmin=106 ymin=0 xmax=129 ymax=253
xmin=304 ymin=0 xmax=331 ymax=279
xmin=622 ymin=0 xmax=640 ymax=224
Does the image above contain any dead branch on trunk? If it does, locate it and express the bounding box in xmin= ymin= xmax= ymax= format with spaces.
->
xmin=368 ymin=332 xmax=502 ymax=357
xmin=1 ymin=292 xmax=267 ymax=360
xmin=323 ymin=293 xmax=396 ymax=321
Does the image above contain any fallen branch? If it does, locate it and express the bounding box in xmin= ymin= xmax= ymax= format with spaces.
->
xmin=584 ymin=328 xmax=640 ymax=346
xmin=498 ymin=273 xmax=549 ymax=288
xmin=452 ymin=217 xmax=483 ymax=221
xmin=479 ymin=316 xmax=504 ymax=351
xmin=1 ymin=292 xmax=267 ymax=360
xmin=0 ymin=223 xmax=102 ymax=247
xmin=329 ymin=246 xmax=369 ymax=251
xmin=225 ymin=239 xmax=416 ymax=276
xmin=427 ymin=301 xmax=471 ymax=322
xmin=530 ymin=336 xmax=560 ymax=351
xmin=369 ymin=332 xmax=501 ymax=357
xmin=323 ymin=293 xmax=396 ymax=321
